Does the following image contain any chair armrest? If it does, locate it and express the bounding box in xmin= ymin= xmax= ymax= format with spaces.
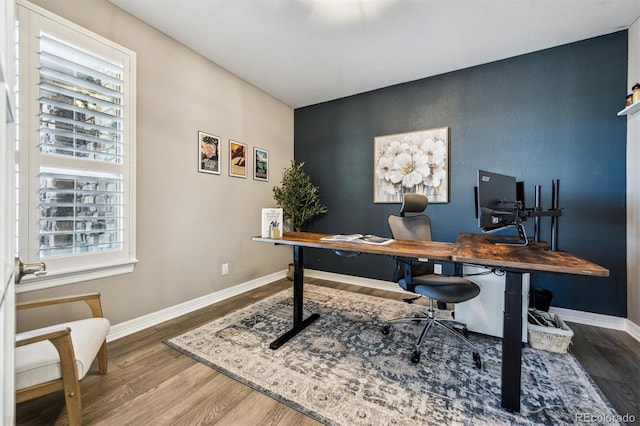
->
xmin=16 ymin=326 xmax=71 ymax=348
xmin=17 ymin=293 xmax=104 ymax=318
xmin=15 ymin=325 xmax=80 ymax=402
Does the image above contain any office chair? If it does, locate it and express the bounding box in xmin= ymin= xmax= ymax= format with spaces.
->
xmin=383 ymin=193 xmax=482 ymax=367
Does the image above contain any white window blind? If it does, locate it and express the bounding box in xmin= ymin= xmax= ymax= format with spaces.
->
xmin=37 ymin=33 xmax=125 ymax=258
xmin=17 ymin=0 xmax=137 ymax=290
xmin=39 ymin=34 xmax=124 ymax=164
xmin=38 ymin=169 xmax=124 ymax=257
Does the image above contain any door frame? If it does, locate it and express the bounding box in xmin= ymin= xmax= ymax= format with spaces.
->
xmin=1 ymin=0 xmax=17 ymax=422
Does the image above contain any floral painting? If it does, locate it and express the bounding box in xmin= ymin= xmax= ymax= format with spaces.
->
xmin=374 ymin=127 xmax=449 ymax=203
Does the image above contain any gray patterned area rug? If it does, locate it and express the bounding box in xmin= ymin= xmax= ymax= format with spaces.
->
xmin=165 ymin=284 xmax=619 ymax=425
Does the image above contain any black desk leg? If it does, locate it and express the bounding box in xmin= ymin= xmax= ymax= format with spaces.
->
xmin=501 ymin=271 xmax=523 ymax=412
xmin=269 ymin=245 xmax=320 ymax=349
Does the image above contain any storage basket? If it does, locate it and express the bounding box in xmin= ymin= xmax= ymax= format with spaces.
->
xmin=527 ymin=309 xmax=573 ymax=354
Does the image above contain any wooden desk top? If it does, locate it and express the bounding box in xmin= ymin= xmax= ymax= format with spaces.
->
xmin=452 ymin=233 xmax=609 ymax=277
xmin=252 ymin=232 xmax=455 ymax=261
xmin=253 ymin=232 xmax=609 ymax=278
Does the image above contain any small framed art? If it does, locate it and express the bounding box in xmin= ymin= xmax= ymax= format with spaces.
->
xmin=253 ymin=147 xmax=269 ymax=181
xmin=229 ymin=140 xmax=247 ymax=178
xmin=198 ymin=131 xmax=220 ymax=174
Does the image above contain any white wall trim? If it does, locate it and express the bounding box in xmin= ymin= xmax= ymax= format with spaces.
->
xmin=107 ymin=269 xmax=286 ymax=342
xmin=626 ymin=318 xmax=640 ymax=342
xmin=304 ymin=268 xmax=408 ymax=294
xmin=107 ymin=268 xmax=640 ymax=343
xmin=307 ymin=269 xmax=640 ymax=342
xmin=548 ymin=306 xmax=626 ymax=330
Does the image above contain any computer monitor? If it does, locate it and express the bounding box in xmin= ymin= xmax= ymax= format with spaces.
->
xmin=477 ymin=170 xmax=518 ymax=230
xmin=477 ymin=170 xmax=527 ymax=245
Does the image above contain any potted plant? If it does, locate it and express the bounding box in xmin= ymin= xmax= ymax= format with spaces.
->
xmin=273 ymin=161 xmax=328 ymax=232
xmin=273 ymin=161 xmax=328 ymax=280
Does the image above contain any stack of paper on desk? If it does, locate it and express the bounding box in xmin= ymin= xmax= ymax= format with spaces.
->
xmin=320 ymin=234 xmax=395 ymax=245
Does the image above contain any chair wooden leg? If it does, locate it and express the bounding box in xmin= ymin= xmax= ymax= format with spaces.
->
xmin=63 ymin=384 xmax=83 ymax=426
xmin=49 ymin=332 xmax=83 ymax=426
xmin=97 ymin=340 xmax=108 ymax=374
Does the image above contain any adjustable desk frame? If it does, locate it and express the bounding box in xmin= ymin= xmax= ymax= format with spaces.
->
xmin=252 ymin=232 xmax=609 ymax=413
xmin=268 ymin=244 xmax=320 ymax=349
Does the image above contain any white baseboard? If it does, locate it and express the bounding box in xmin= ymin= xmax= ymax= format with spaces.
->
xmin=625 ymin=318 xmax=640 ymax=341
xmin=107 ymin=269 xmax=287 ymax=342
xmin=305 ymin=269 xmax=640 ymax=342
xmin=107 ymin=268 xmax=640 ymax=343
xmin=547 ymin=306 xmax=627 ymax=330
xmin=304 ymin=268 xmax=408 ymax=294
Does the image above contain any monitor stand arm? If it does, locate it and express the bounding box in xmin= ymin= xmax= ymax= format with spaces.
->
xmin=485 ymin=222 xmax=528 ymax=246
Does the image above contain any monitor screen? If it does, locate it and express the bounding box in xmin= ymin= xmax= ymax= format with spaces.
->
xmin=477 ymin=170 xmax=518 ymax=231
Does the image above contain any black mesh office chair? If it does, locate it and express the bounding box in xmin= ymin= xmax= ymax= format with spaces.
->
xmin=383 ymin=193 xmax=482 ymax=367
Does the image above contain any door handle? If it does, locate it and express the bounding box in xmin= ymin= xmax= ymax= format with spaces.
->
xmin=14 ymin=257 xmax=47 ymax=284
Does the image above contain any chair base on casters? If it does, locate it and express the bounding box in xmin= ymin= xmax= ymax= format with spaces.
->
xmin=382 ymin=300 xmax=482 ymax=369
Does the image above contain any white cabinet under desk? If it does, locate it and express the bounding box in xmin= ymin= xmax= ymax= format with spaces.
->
xmin=454 ymin=265 xmax=530 ymax=343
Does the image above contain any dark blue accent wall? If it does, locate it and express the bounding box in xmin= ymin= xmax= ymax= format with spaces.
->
xmin=294 ymin=31 xmax=628 ymax=317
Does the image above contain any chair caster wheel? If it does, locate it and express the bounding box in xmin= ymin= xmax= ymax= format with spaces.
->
xmin=411 ymin=351 xmax=421 ymax=364
xmin=454 ymin=325 xmax=469 ymax=338
xmin=473 ymin=351 xmax=482 ymax=369
xmin=382 ymin=324 xmax=391 ymax=335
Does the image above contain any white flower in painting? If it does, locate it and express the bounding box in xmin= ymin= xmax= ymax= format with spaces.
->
xmin=429 ymin=166 xmax=447 ymax=188
xmin=419 ymin=137 xmax=447 ymax=188
xmin=421 ymin=137 xmax=446 ymax=165
xmin=375 ymin=153 xmax=395 ymax=182
xmin=390 ymin=151 xmax=431 ymax=189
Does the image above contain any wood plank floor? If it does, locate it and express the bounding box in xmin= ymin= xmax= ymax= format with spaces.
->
xmin=16 ymin=278 xmax=640 ymax=425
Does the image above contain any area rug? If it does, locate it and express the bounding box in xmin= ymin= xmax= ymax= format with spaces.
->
xmin=165 ymin=284 xmax=620 ymax=425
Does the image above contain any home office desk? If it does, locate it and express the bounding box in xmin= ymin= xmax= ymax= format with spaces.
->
xmin=252 ymin=231 xmax=609 ymax=413
xmin=452 ymin=233 xmax=609 ymax=412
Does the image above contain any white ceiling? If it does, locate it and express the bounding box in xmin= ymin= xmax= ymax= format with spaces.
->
xmin=108 ymin=0 xmax=640 ymax=109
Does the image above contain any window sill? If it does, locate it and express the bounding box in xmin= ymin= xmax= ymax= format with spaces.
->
xmin=16 ymin=259 xmax=139 ymax=293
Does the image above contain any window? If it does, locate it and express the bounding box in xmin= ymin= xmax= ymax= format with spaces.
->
xmin=16 ymin=1 xmax=136 ymax=290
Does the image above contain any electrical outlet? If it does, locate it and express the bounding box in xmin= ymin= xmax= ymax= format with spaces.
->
xmin=434 ymin=264 xmax=442 ymax=274
xmin=222 ymin=263 xmax=229 ymax=275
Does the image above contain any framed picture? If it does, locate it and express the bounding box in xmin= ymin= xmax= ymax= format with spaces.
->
xmin=229 ymin=140 xmax=247 ymax=178
xmin=253 ymin=147 xmax=269 ymax=181
xmin=373 ymin=127 xmax=449 ymax=203
xmin=198 ymin=131 xmax=220 ymax=174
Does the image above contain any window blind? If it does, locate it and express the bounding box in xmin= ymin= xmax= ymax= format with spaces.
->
xmin=38 ymin=34 xmax=124 ymax=163
xmin=37 ymin=33 xmax=125 ymax=258
xmin=39 ymin=170 xmax=123 ymax=257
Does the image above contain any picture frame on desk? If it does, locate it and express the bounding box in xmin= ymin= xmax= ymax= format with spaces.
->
xmin=261 ymin=208 xmax=283 ymax=238
xmin=373 ymin=127 xmax=449 ymax=203
xmin=198 ymin=131 xmax=220 ymax=175
xmin=229 ymin=140 xmax=247 ymax=178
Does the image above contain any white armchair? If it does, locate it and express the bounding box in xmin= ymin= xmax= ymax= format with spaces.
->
xmin=15 ymin=293 xmax=110 ymax=426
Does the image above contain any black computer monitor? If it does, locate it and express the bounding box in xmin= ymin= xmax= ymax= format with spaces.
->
xmin=476 ymin=170 xmax=528 ymax=245
xmin=477 ymin=170 xmax=518 ymax=230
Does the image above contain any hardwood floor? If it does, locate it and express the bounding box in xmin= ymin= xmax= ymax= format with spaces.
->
xmin=16 ymin=278 xmax=640 ymax=425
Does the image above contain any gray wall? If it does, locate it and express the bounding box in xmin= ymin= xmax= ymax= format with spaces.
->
xmin=17 ymin=0 xmax=294 ymax=329
xmin=295 ymin=32 xmax=628 ymax=317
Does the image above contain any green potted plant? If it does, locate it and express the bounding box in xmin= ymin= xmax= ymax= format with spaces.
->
xmin=273 ymin=161 xmax=328 ymax=232
xmin=273 ymin=161 xmax=328 ymax=280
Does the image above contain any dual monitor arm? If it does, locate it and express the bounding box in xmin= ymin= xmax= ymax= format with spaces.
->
xmin=485 ymin=179 xmax=562 ymax=251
